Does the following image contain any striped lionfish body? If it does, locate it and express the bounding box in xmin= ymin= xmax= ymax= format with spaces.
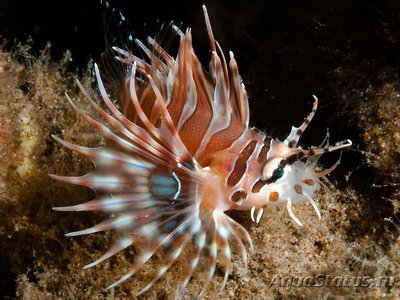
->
xmin=51 ymin=6 xmax=352 ymax=298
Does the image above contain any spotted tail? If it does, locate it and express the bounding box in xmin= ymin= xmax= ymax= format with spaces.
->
xmin=51 ymin=59 xmax=252 ymax=297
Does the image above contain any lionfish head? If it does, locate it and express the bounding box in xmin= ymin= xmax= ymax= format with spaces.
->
xmin=258 ymin=96 xmax=352 ymax=225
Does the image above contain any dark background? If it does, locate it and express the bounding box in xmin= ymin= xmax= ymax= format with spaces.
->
xmin=1 ymin=0 xmax=399 ymax=126
xmin=2 ymin=0 xmax=400 ymax=175
xmin=1 ymin=0 xmax=400 ymax=133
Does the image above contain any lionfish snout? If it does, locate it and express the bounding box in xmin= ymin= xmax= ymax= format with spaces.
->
xmin=255 ymin=96 xmax=352 ymax=226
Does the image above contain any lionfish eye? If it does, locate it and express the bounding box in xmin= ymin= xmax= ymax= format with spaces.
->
xmin=273 ymin=167 xmax=284 ymax=179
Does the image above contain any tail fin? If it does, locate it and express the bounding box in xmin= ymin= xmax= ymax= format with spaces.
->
xmin=51 ymin=62 xmax=252 ymax=297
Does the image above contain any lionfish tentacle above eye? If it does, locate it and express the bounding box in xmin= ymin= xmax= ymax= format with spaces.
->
xmin=284 ymin=95 xmax=318 ymax=147
xmin=51 ymin=4 xmax=352 ymax=298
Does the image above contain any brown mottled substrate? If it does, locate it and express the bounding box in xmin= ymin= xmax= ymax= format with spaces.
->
xmin=0 ymin=45 xmax=399 ymax=300
xmin=358 ymin=82 xmax=400 ymax=214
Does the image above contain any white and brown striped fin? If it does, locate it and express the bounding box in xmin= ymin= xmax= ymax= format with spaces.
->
xmin=110 ymin=5 xmax=250 ymax=166
xmin=50 ymin=60 xmax=203 ymax=290
xmin=52 ymin=57 xmax=252 ymax=297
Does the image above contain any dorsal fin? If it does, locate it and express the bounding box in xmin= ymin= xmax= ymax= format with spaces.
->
xmin=107 ymin=6 xmax=250 ymax=166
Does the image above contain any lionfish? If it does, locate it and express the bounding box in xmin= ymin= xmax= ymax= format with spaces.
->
xmin=51 ymin=5 xmax=352 ymax=298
